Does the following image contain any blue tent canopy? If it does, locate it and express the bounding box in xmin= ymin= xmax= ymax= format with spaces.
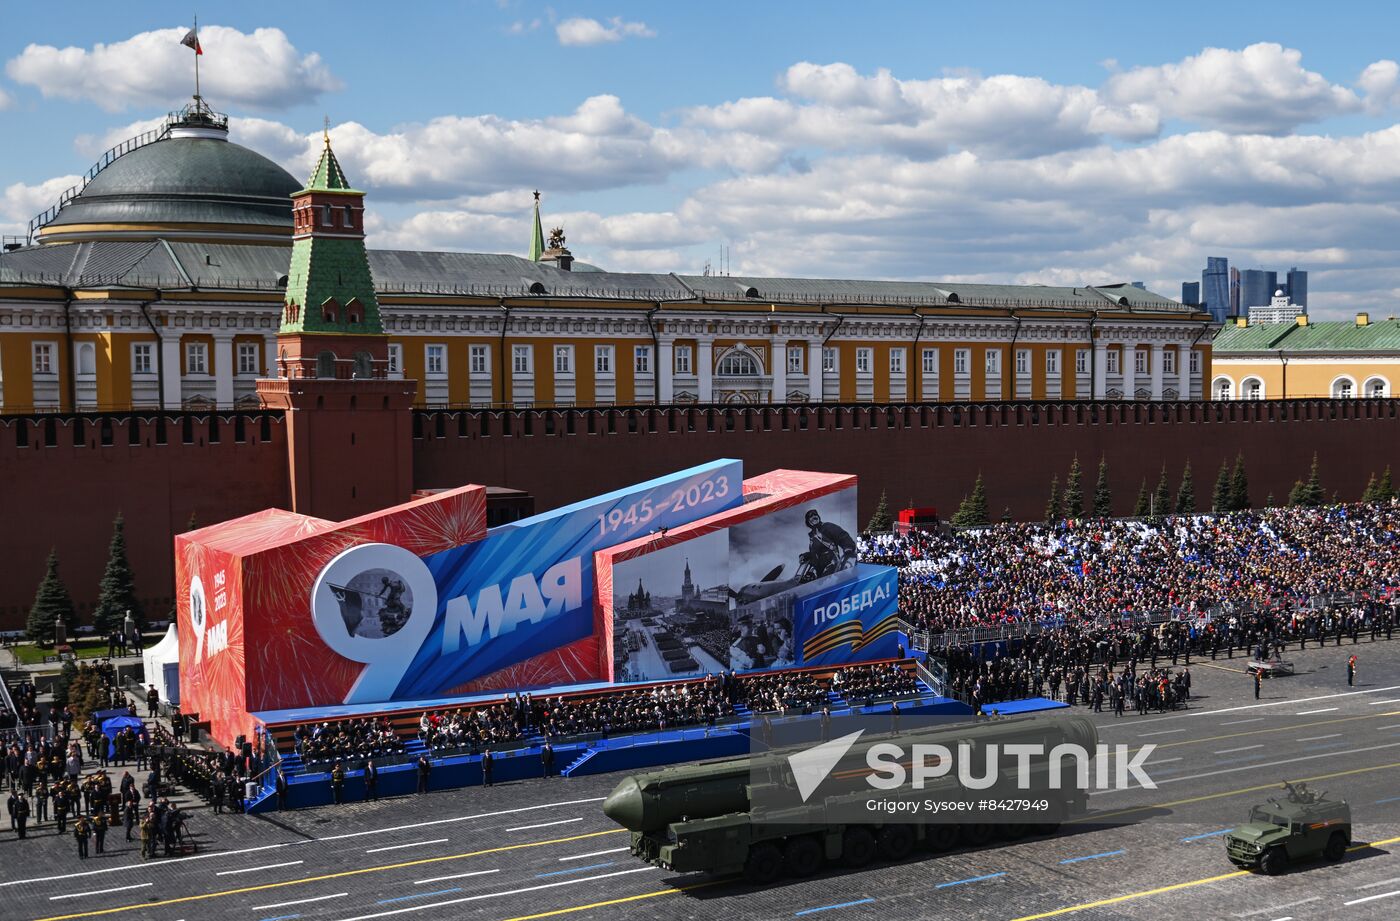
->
xmin=100 ymin=715 xmax=145 ymax=760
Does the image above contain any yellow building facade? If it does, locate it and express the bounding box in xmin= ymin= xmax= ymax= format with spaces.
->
xmin=1210 ymin=313 xmax=1400 ymax=400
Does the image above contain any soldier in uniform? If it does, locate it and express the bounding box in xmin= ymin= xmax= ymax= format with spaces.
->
xmin=123 ymin=799 xmax=136 ymax=842
xmin=1348 ymin=654 xmax=1357 ymax=687
xmin=275 ymin=767 xmax=289 ymax=810
xmin=210 ymin=771 xmax=224 ymax=814
xmin=94 ymin=811 xmax=108 ymax=854
xmin=480 ymin=749 xmax=493 ymax=787
xmin=330 ymin=761 xmax=346 ymax=805
xmin=1254 ymin=668 xmax=1262 ymax=700
xmin=540 ymin=741 xmax=554 ymax=779
xmin=54 ymin=786 xmax=69 ymax=834
xmin=139 ymin=813 xmax=154 ymax=860
xmin=74 ymin=815 xmax=90 ymax=859
xmin=364 ymin=760 xmax=379 ymax=801
xmin=14 ymin=792 xmax=28 ymax=839
xmin=416 ymin=754 xmax=432 ymax=793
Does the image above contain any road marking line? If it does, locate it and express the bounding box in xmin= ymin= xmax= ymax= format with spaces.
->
xmin=1059 ymin=850 xmax=1124 ymax=864
xmin=249 ymin=893 xmax=348 ymax=911
xmin=1344 ymin=889 xmax=1400 ymax=906
xmin=1269 ymin=916 xmax=1293 ymax=920
xmin=1180 ymin=829 xmax=1233 ymax=842
xmin=1359 ymin=875 xmax=1400 ymax=888
xmin=536 ymin=862 xmax=615 ymax=878
xmin=1297 ymin=707 xmax=1339 ymax=715
xmin=795 ymin=898 xmax=876 ymax=915
xmin=507 ymin=818 xmax=583 ymax=832
xmin=936 ymin=872 xmax=1006 ymax=888
xmin=1143 ymin=758 xmax=1182 ymax=766
xmin=30 ymin=829 xmax=627 ymax=921
xmin=1369 ymin=699 xmax=1400 ymax=705
xmin=1145 ymin=711 xmax=1393 ymax=756
xmin=314 ymin=797 xmax=605 ymax=843
xmin=1296 ymin=734 xmax=1342 ymax=742
xmin=257 ymin=914 xmax=299 ymax=921
xmin=1379 ymin=724 xmax=1400 ymax=731
xmin=365 ymin=839 xmax=449 ymax=854
xmin=558 ymin=847 xmax=631 ymax=861
xmin=216 ymin=861 xmax=304 ymax=876
xmin=1232 ymin=896 xmax=1320 ymax=917
xmin=329 ymin=867 xmax=658 ymax=921
xmin=49 ymin=885 xmax=153 ymax=901
xmin=1376 ymin=796 xmax=1400 ymax=804
xmin=1214 ymin=745 xmax=1263 ymax=754
xmin=1138 ymin=729 xmax=1186 ymax=737
xmin=1092 ymin=742 xmax=1400 ymax=799
xmin=494 ymin=878 xmax=726 ymax=921
xmin=377 ymin=888 xmax=460 ymax=904
xmin=414 ymin=869 xmax=500 ymax=885
xmin=1220 ymin=718 xmax=1265 ymax=726
xmin=1107 ymin=684 xmax=1400 ymax=724
xmin=1 ymin=842 xmax=296 ymax=889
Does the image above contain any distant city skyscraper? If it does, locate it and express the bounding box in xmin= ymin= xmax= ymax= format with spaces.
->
xmin=1181 ymin=281 xmax=1200 ymax=305
xmin=1287 ymin=266 xmax=1308 ymax=308
xmin=1229 ymin=266 xmax=1241 ymax=316
xmin=1240 ymin=269 xmax=1278 ymax=313
xmin=1201 ymin=256 xmax=1229 ymax=323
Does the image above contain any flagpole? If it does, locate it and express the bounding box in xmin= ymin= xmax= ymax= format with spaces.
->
xmin=193 ymin=15 xmax=201 ymax=103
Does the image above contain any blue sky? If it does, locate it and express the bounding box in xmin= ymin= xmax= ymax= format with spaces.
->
xmin=4 ymin=1 xmax=1400 ymax=317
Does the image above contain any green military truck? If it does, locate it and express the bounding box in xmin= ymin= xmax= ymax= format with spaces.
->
xmin=1225 ymin=782 xmax=1350 ymax=875
xmin=602 ymin=715 xmax=1098 ymax=882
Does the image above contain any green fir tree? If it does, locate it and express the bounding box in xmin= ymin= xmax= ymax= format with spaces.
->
xmin=951 ymin=474 xmax=990 ymax=528
xmin=1063 ymin=456 xmax=1084 ymax=519
xmin=1133 ymin=479 xmax=1151 ymax=517
xmin=1212 ymin=461 xmax=1232 ymax=513
xmin=866 ymin=490 xmax=893 ymax=532
xmin=1377 ymin=466 xmax=1396 ymax=502
xmin=1229 ymin=453 xmax=1251 ymax=512
xmin=1153 ymin=465 xmax=1172 ymax=517
xmin=93 ymin=513 xmax=143 ymax=634
xmin=1303 ymin=453 xmax=1325 ymax=506
xmin=1175 ymin=461 xmax=1195 ymax=514
xmin=1264 ymin=493 xmax=1275 ymax=508
xmin=1093 ymin=456 xmax=1113 ymax=518
xmin=1045 ymin=475 xmax=1062 ymax=525
xmin=1362 ymin=472 xmax=1380 ymax=504
xmin=26 ymin=550 xmax=76 ymax=645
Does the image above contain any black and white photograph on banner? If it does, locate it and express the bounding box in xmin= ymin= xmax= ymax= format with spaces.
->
xmin=611 ymin=529 xmax=731 ymax=682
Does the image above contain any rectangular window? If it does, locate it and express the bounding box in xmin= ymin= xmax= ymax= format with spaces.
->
xmin=185 ymin=342 xmax=208 ymax=375
xmin=512 ymin=345 xmax=532 ymax=374
xmin=132 ymin=343 xmax=154 ymax=375
xmin=1015 ymin=349 xmax=1030 ymax=374
xmin=954 ymin=349 xmax=969 ymax=374
xmin=1189 ymin=350 xmax=1200 ymax=374
xmin=985 ymin=349 xmax=1001 ymax=375
xmin=889 ymin=348 xmax=905 ymax=374
xmin=237 ymin=342 xmax=259 ymax=375
xmin=1076 ymin=349 xmax=1089 ymax=374
xmin=387 ymin=343 xmax=402 ymax=374
xmin=787 ymin=346 xmax=803 ymax=374
xmin=32 ymin=343 xmax=54 ymax=375
xmin=674 ymin=345 xmax=692 ymax=375
xmin=426 ymin=344 xmax=446 ymax=375
xmin=1107 ymin=350 xmax=1120 ymax=374
xmin=595 ymin=345 xmax=614 ymax=374
xmin=855 ymin=348 xmax=872 ymax=374
xmin=922 ymin=348 xmax=938 ymax=373
xmin=554 ymin=345 xmax=574 ymax=374
xmin=1163 ymin=349 xmax=1177 ymax=374
xmin=1134 ymin=349 xmax=1148 ymax=374
xmin=1046 ymin=350 xmax=1060 ymax=375
xmin=469 ymin=344 xmax=489 ymax=374
xmin=822 ymin=347 xmax=837 ymax=373
xmin=634 ymin=346 xmax=652 ymax=374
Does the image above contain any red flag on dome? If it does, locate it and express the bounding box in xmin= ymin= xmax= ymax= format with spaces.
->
xmin=181 ymin=28 xmax=203 ymax=55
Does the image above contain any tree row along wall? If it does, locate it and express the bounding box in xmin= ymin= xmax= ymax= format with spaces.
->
xmin=413 ymin=399 xmax=1400 ymax=530
xmin=0 ymin=413 xmax=290 ymax=632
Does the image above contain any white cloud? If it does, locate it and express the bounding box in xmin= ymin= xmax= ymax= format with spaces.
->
xmin=555 ymin=17 xmax=654 ymax=46
xmin=1101 ymin=43 xmax=1359 ymax=134
xmin=1359 ymin=59 xmax=1400 ymax=113
xmin=508 ymin=19 xmax=542 ymax=34
xmin=5 ymin=25 xmax=342 ymax=111
xmin=0 ymin=86 xmax=12 ymax=110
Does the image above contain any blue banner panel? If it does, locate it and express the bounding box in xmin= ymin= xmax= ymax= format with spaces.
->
xmin=793 ymin=563 xmax=901 ymax=666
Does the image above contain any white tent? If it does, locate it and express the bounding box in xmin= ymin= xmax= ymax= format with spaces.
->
xmin=142 ymin=623 xmax=181 ymax=706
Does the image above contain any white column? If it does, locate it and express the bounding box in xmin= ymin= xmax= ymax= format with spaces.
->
xmin=770 ymin=339 xmax=786 ymax=404
xmin=1093 ymin=340 xmax=1107 ymax=400
xmin=657 ymin=338 xmax=674 ymax=404
xmin=264 ymin=335 xmax=279 ymax=377
xmin=1121 ymin=343 xmax=1136 ymax=400
xmin=808 ymin=340 xmax=823 ymax=402
xmin=697 ymin=339 xmax=714 ymax=403
xmin=1177 ymin=344 xmax=1191 ymax=400
xmin=161 ymin=334 xmax=182 ymax=410
xmin=1150 ymin=343 xmax=1165 ymax=400
xmin=213 ymin=334 xmax=235 ymax=406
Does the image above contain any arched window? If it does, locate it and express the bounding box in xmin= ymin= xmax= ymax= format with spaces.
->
xmin=1213 ymin=377 xmax=1233 ymax=400
xmin=1332 ymin=377 xmax=1356 ymax=399
xmin=353 ymin=351 xmax=373 ymax=379
xmin=77 ymin=342 xmax=96 ymax=375
xmin=321 ymin=204 xmax=332 ymax=226
xmin=343 ymin=205 xmax=353 ymax=228
xmin=1243 ymin=378 xmax=1264 ymax=400
xmin=716 ymin=349 xmax=761 ymax=376
xmin=316 ymin=350 xmax=337 ymax=379
xmin=1364 ymin=377 xmax=1389 ymax=398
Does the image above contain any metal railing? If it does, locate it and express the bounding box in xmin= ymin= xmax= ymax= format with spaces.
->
xmin=27 ymin=126 xmax=171 ymax=242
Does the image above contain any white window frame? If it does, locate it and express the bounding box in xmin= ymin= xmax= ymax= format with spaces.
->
xmin=855 ymin=348 xmax=873 ymax=374
xmin=554 ymin=345 xmax=574 ymax=375
xmin=922 ymin=348 xmax=938 ymax=374
xmin=674 ymin=345 xmax=692 ymax=375
xmin=822 ymin=347 xmax=838 ymax=373
xmin=387 ymin=343 xmax=403 ymax=375
xmin=1075 ymin=349 xmax=1089 ymax=374
xmin=1163 ymin=348 xmax=1177 ymax=375
xmin=634 ymin=345 xmax=652 ymax=375
xmin=469 ymin=344 xmax=489 ymax=375
xmin=1134 ymin=349 xmax=1148 ymax=375
xmin=512 ymin=345 xmax=533 ymax=375
xmin=889 ymin=348 xmax=905 ymax=374
xmin=236 ymin=342 xmax=259 ymax=375
xmin=595 ymin=345 xmax=614 ymax=375
xmin=1015 ymin=349 xmax=1030 ymax=374
xmin=425 ymin=343 xmax=446 ymax=376
xmin=985 ymin=348 xmax=1001 ymax=375
xmin=1106 ymin=350 xmax=1120 ymax=374
xmin=131 ymin=342 xmax=154 ymax=375
xmin=1189 ymin=350 xmax=1200 ymax=374
xmin=954 ymin=349 xmax=969 ymax=375
xmin=185 ymin=342 xmax=208 ymax=376
xmin=786 ymin=346 xmax=804 ymax=374
xmin=1045 ymin=350 xmax=1060 ymax=375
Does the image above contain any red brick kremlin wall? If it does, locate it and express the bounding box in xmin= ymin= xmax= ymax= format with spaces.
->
xmin=2 ymin=399 xmax=1397 ymax=631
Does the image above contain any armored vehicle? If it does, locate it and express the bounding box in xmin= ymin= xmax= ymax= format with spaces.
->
xmin=1225 ymin=782 xmax=1350 ymax=874
xmin=603 ymin=714 xmax=1098 ymax=882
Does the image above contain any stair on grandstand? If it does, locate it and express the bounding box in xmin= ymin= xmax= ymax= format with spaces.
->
xmin=560 ymin=748 xmax=599 ymax=777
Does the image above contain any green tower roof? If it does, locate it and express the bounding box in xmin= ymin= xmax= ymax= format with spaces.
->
xmin=301 ymin=134 xmax=362 ymax=195
xmin=529 ymin=191 xmax=545 ymax=262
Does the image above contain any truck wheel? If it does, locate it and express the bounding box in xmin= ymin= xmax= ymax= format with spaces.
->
xmin=924 ymin=824 xmax=959 ymax=852
xmin=878 ymin=824 xmax=915 ymax=860
xmin=1259 ymin=847 xmax=1288 ymax=876
xmin=960 ymin=823 xmax=993 ymax=847
xmin=1002 ymin=823 xmax=1028 ymax=840
xmin=744 ymin=842 xmax=783 ymax=884
xmin=1324 ymin=832 xmax=1347 ymax=862
xmin=784 ymin=836 xmax=824 ymax=877
xmin=842 ymin=827 xmax=876 ymax=868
